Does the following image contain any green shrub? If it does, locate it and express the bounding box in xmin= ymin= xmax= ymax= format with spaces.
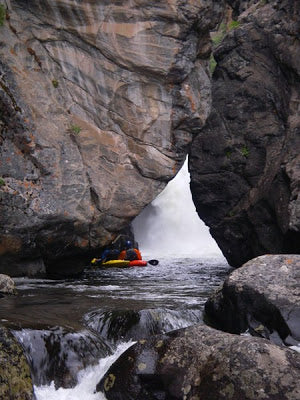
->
xmin=0 ymin=177 xmax=6 ymax=186
xmin=209 ymin=55 xmax=217 ymax=74
xmin=52 ymin=79 xmax=59 ymax=88
xmin=228 ymin=20 xmax=240 ymax=30
xmin=211 ymin=22 xmax=226 ymax=47
xmin=0 ymin=4 xmax=6 ymax=26
xmin=70 ymin=124 xmax=81 ymax=135
xmin=225 ymin=150 xmax=232 ymax=158
xmin=241 ymin=145 xmax=249 ymax=157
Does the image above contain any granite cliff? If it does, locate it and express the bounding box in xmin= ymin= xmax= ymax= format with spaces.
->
xmin=1 ymin=0 xmax=299 ymax=275
xmin=0 ymin=0 xmax=223 ymax=276
xmin=189 ymin=0 xmax=300 ymax=267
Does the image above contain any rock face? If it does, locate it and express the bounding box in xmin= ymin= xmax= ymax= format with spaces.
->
xmin=0 ymin=0 xmax=224 ymax=276
xmin=205 ymin=254 xmax=300 ymax=346
xmin=0 ymin=326 xmax=34 ymax=400
xmin=189 ymin=0 xmax=300 ymax=267
xmin=97 ymin=324 xmax=300 ymax=400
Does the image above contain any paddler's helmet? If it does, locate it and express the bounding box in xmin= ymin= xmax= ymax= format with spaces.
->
xmin=125 ymin=240 xmax=132 ymax=249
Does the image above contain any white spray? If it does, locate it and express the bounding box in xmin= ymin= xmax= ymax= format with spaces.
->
xmin=133 ymin=159 xmax=223 ymax=258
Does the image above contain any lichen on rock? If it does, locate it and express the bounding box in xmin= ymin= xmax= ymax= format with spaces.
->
xmin=0 ymin=326 xmax=34 ymax=400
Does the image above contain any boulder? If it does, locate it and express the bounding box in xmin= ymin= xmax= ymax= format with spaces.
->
xmin=0 ymin=274 xmax=17 ymax=295
xmin=97 ymin=324 xmax=300 ymax=400
xmin=189 ymin=0 xmax=300 ymax=267
xmin=205 ymin=254 xmax=300 ymax=346
xmin=0 ymin=0 xmax=224 ymax=276
xmin=0 ymin=326 xmax=34 ymax=400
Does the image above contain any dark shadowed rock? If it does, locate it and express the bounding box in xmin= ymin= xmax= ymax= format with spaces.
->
xmin=189 ymin=0 xmax=300 ymax=267
xmin=205 ymin=254 xmax=300 ymax=346
xmin=0 ymin=326 xmax=34 ymax=400
xmin=97 ymin=324 xmax=300 ymax=400
xmin=226 ymin=0 xmax=262 ymax=18
xmin=0 ymin=0 xmax=224 ymax=277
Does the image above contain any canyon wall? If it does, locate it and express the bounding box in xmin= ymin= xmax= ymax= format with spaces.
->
xmin=0 ymin=0 xmax=224 ymax=276
xmin=189 ymin=0 xmax=300 ymax=267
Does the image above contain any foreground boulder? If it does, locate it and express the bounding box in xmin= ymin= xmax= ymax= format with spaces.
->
xmin=97 ymin=324 xmax=300 ymax=400
xmin=189 ymin=0 xmax=300 ymax=267
xmin=205 ymin=254 xmax=300 ymax=346
xmin=0 ymin=0 xmax=224 ymax=276
xmin=0 ymin=274 xmax=17 ymax=296
xmin=0 ymin=326 xmax=34 ymax=400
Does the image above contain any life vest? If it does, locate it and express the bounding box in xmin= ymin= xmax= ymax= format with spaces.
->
xmin=119 ymin=248 xmax=142 ymax=261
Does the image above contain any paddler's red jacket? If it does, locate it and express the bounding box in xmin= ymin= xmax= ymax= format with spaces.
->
xmin=118 ymin=248 xmax=142 ymax=260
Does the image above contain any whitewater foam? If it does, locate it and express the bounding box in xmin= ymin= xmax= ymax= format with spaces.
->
xmin=34 ymin=341 xmax=134 ymax=400
xmin=133 ymin=158 xmax=224 ymax=258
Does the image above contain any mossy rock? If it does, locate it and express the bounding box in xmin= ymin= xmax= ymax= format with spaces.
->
xmin=0 ymin=326 xmax=34 ymax=400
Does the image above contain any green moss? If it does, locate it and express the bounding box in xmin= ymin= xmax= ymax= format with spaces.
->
xmin=0 ymin=327 xmax=33 ymax=399
xmin=241 ymin=146 xmax=249 ymax=158
xmin=228 ymin=20 xmax=240 ymax=30
xmin=0 ymin=177 xmax=5 ymax=186
xmin=70 ymin=124 xmax=81 ymax=135
xmin=209 ymin=55 xmax=217 ymax=74
xmin=225 ymin=150 xmax=232 ymax=158
xmin=52 ymin=79 xmax=59 ymax=88
xmin=211 ymin=22 xmax=226 ymax=47
xmin=0 ymin=4 xmax=6 ymax=27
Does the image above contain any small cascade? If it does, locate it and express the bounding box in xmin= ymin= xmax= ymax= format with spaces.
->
xmin=13 ymin=327 xmax=111 ymax=389
xmin=133 ymin=158 xmax=223 ymax=258
xmin=33 ymin=341 xmax=134 ymax=400
xmin=83 ymin=308 xmax=203 ymax=343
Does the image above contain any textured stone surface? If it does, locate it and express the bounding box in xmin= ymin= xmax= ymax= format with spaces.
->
xmin=0 ymin=273 xmax=16 ymax=295
xmin=0 ymin=326 xmax=34 ymax=400
xmin=189 ymin=0 xmax=300 ymax=267
xmin=97 ymin=324 xmax=300 ymax=400
xmin=205 ymin=254 xmax=300 ymax=345
xmin=0 ymin=0 xmax=224 ymax=276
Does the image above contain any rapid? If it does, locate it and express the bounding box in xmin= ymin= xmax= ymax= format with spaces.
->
xmin=0 ymin=160 xmax=230 ymax=399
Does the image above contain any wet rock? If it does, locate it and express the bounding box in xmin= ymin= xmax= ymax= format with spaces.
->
xmin=0 ymin=0 xmax=224 ymax=276
xmin=0 ymin=326 xmax=34 ymax=400
xmin=0 ymin=274 xmax=17 ymax=295
xmin=84 ymin=308 xmax=202 ymax=343
xmin=205 ymin=254 xmax=300 ymax=346
xmin=97 ymin=324 xmax=300 ymax=400
xmin=189 ymin=0 xmax=300 ymax=267
xmin=14 ymin=326 xmax=112 ymax=389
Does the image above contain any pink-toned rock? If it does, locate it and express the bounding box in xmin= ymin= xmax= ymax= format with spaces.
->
xmin=0 ymin=0 xmax=224 ymax=276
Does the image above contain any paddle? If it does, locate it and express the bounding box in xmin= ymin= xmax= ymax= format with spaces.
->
xmin=148 ymin=259 xmax=159 ymax=266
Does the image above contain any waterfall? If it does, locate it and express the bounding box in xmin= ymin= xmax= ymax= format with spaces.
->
xmin=133 ymin=159 xmax=223 ymax=258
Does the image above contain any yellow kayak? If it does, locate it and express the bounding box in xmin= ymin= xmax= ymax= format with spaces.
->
xmin=100 ymin=260 xmax=130 ymax=268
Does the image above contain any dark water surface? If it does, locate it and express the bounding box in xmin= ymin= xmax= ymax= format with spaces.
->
xmin=1 ymin=256 xmax=231 ymax=398
xmin=0 ymin=257 xmax=230 ymax=330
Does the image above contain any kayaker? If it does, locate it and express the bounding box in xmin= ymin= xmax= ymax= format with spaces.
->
xmin=91 ymin=247 xmax=120 ymax=265
xmin=118 ymin=240 xmax=142 ymax=261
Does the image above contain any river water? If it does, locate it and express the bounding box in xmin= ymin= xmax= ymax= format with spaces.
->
xmin=0 ymin=255 xmax=230 ymax=399
xmin=0 ymin=159 xmax=232 ymax=398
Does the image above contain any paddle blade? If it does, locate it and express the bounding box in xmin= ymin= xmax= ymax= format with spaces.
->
xmin=148 ymin=259 xmax=159 ymax=266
